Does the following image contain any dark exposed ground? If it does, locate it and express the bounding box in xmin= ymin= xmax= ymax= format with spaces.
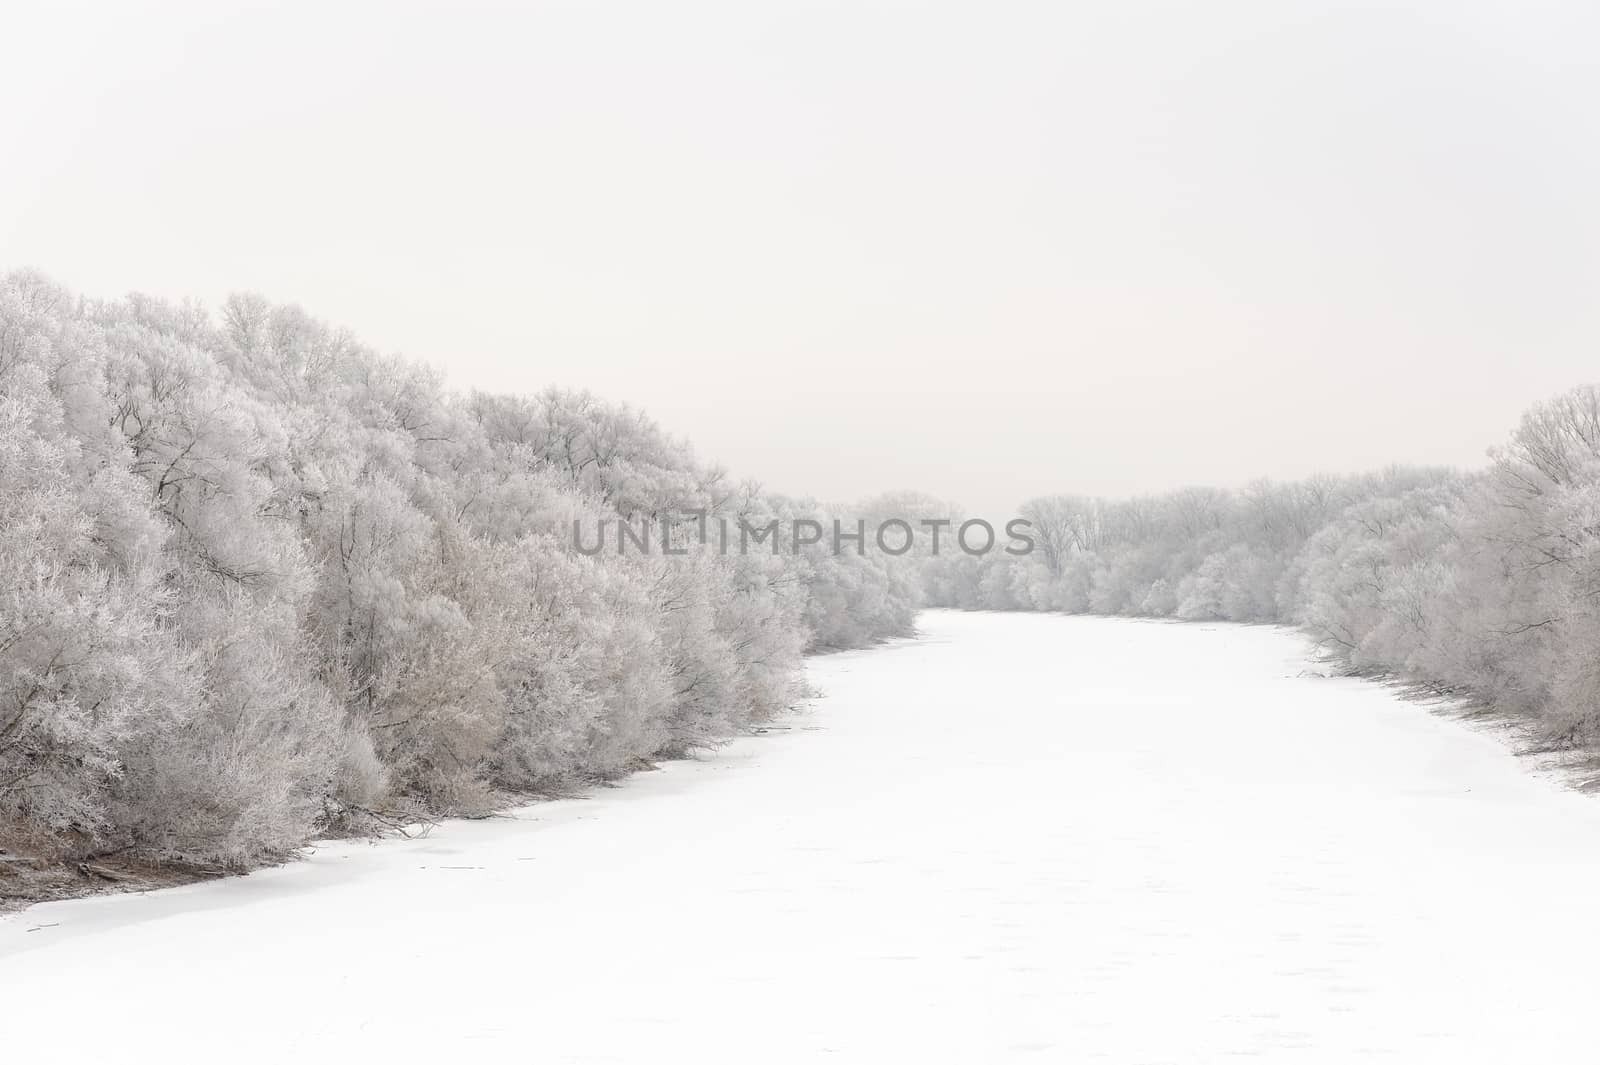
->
xmin=0 ymin=846 xmax=222 ymax=915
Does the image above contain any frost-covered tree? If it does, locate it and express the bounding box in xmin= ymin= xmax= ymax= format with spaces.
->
xmin=0 ymin=361 xmax=190 ymax=844
xmin=0 ymin=271 xmax=911 ymax=870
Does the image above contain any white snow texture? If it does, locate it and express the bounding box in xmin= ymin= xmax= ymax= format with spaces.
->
xmin=5 ymin=610 xmax=1598 ymax=1063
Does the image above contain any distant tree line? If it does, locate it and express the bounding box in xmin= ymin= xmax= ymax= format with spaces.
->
xmin=0 ymin=272 xmax=916 ymax=869
xmin=923 ymin=387 xmax=1600 ymax=757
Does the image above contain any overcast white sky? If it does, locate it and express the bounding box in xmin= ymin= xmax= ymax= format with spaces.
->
xmin=4 ymin=1 xmax=1598 ymax=514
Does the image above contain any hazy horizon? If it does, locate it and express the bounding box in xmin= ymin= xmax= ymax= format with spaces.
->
xmin=6 ymin=1 xmax=1598 ymax=514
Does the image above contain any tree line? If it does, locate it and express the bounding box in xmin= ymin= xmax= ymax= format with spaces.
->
xmin=12 ymin=266 xmax=1600 ymax=872
xmin=923 ymin=387 xmax=1600 ymax=758
xmin=0 ymin=272 xmax=917 ymax=869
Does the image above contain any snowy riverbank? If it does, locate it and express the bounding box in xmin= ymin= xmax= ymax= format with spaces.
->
xmin=6 ymin=610 xmax=1600 ymax=1062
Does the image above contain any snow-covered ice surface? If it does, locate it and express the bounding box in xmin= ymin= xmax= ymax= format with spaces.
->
xmin=7 ymin=610 xmax=1600 ymax=1063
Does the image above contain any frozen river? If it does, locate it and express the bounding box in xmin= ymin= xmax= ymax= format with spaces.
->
xmin=6 ymin=610 xmax=1600 ymax=1062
